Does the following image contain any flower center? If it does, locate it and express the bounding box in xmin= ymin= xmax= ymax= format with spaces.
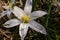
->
xmin=21 ymin=15 xmax=30 ymax=23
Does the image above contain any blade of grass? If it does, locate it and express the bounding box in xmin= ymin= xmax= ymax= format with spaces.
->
xmin=45 ymin=1 xmax=52 ymax=40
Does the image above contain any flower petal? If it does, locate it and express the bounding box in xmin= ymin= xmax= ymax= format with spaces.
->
xmin=2 ymin=6 xmax=9 ymax=10
xmin=24 ymin=0 xmax=32 ymax=14
xmin=3 ymin=19 xmax=20 ymax=28
xmin=29 ymin=21 xmax=47 ymax=34
xmin=19 ymin=23 xmax=29 ymax=40
xmin=6 ymin=11 xmax=11 ymax=19
xmin=0 ymin=11 xmax=11 ymax=19
xmin=0 ymin=11 xmax=7 ymax=18
xmin=31 ymin=10 xmax=47 ymax=19
xmin=12 ymin=6 xmax=25 ymax=19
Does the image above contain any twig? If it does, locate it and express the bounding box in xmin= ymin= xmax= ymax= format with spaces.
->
xmin=10 ymin=35 xmax=13 ymax=40
xmin=19 ymin=0 xmax=23 ymax=7
xmin=0 ymin=28 xmax=11 ymax=38
xmin=3 ymin=37 xmax=6 ymax=40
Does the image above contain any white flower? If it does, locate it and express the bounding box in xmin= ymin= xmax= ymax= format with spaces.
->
xmin=0 ymin=0 xmax=15 ymax=19
xmin=3 ymin=0 xmax=47 ymax=40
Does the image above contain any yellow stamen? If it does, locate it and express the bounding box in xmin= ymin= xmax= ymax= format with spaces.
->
xmin=21 ymin=15 xmax=30 ymax=23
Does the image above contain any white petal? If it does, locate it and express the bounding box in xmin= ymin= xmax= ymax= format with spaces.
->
xmin=0 ymin=11 xmax=11 ymax=19
xmin=2 ymin=6 xmax=9 ymax=10
xmin=12 ymin=6 xmax=25 ymax=19
xmin=0 ymin=11 xmax=7 ymax=18
xmin=6 ymin=11 xmax=11 ymax=19
xmin=24 ymin=0 xmax=32 ymax=13
xmin=31 ymin=10 xmax=47 ymax=19
xmin=3 ymin=19 xmax=20 ymax=28
xmin=29 ymin=21 xmax=47 ymax=34
xmin=19 ymin=23 xmax=29 ymax=40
